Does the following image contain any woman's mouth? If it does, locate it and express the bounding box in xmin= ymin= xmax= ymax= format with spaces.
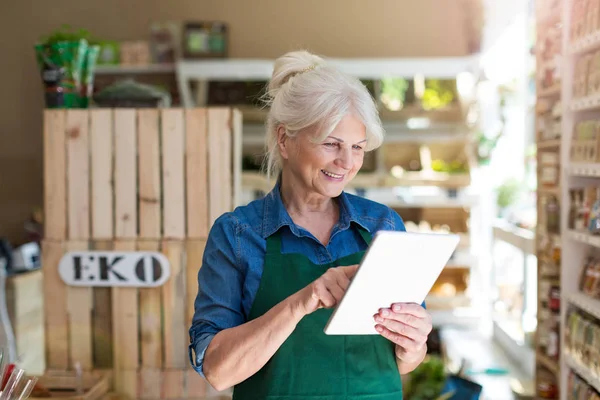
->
xmin=321 ymin=170 xmax=344 ymax=180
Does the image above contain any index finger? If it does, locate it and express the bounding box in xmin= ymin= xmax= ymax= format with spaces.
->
xmin=339 ymin=264 xmax=359 ymax=279
xmin=391 ymin=302 xmax=427 ymax=318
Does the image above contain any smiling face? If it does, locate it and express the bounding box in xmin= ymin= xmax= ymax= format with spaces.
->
xmin=279 ymin=114 xmax=367 ymax=198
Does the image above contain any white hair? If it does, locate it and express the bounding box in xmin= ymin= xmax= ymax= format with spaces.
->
xmin=262 ymin=50 xmax=384 ymax=179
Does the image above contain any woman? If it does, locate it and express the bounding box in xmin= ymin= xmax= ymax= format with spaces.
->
xmin=189 ymin=50 xmax=432 ymax=399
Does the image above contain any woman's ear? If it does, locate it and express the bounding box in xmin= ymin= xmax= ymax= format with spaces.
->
xmin=276 ymin=125 xmax=289 ymax=160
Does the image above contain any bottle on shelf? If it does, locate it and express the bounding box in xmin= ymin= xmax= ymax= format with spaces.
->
xmin=546 ymin=195 xmax=561 ymax=234
xmin=576 ymin=191 xmax=586 ymax=231
xmin=569 ymin=190 xmax=577 ymax=230
xmin=590 ymin=187 xmax=600 ymax=234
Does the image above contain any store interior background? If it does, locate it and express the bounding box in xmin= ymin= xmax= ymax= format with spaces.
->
xmin=0 ymin=0 xmax=590 ymax=399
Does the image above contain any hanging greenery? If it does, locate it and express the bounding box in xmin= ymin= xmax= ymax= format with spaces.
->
xmin=421 ymin=79 xmax=456 ymax=110
xmin=380 ymin=77 xmax=409 ymax=111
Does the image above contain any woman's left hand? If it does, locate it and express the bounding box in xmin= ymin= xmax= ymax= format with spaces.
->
xmin=373 ymin=302 xmax=432 ymax=364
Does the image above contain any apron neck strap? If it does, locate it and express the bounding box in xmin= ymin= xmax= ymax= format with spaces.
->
xmin=266 ymin=224 xmax=372 ymax=254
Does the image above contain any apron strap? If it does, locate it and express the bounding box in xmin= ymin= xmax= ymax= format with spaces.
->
xmin=266 ymin=230 xmax=282 ymax=255
xmin=357 ymin=225 xmax=372 ymax=246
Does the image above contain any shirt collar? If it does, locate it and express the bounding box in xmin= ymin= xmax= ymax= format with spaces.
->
xmin=261 ymin=181 xmax=370 ymax=239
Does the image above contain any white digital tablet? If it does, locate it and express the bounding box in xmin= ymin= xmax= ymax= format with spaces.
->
xmin=324 ymin=230 xmax=460 ymax=335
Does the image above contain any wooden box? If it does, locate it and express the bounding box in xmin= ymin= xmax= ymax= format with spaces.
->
xmin=42 ymin=108 xmax=242 ymax=399
xmin=30 ymin=370 xmax=110 ymax=400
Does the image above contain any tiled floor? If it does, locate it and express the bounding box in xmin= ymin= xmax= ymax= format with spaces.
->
xmin=440 ymin=327 xmax=534 ymax=400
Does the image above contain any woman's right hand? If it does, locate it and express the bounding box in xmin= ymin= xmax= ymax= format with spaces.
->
xmin=292 ymin=264 xmax=359 ymax=317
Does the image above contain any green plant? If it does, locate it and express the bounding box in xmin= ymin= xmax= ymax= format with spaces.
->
xmin=403 ymin=355 xmax=447 ymax=400
xmin=496 ymin=177 xmax=523 ymax=210
xmin=422 ymin=79 xmax=456 ymax=110
xmin=380 ymin=77 xmax=409 ymax=111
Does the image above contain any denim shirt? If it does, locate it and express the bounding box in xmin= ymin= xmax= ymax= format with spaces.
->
xmin=188 ymin=184 xmax=406 ymax=376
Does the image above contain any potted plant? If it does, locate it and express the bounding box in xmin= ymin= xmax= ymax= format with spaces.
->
xmin=34 ymin=25 xmax=100 ymax=108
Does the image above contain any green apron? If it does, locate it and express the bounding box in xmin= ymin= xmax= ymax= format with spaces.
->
xmin=232 ymin=226 xmax=403 ymax=400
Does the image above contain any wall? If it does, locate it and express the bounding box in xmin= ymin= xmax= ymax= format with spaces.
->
xmin=0 ymin=0 xmax=479 ymax=244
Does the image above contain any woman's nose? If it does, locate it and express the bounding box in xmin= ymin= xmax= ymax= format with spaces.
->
xmin=334 ymin=148 xmax=353 ymax=170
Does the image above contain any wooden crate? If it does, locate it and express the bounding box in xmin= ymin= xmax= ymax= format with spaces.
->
xmin=30 ymin=370 xmax=111 ymax=400
xmin=42 ymin=108 xmax=242 ymax=399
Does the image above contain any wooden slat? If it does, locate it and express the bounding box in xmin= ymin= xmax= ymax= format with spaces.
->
xmin=66 ymin=110 xmax=90 ymax=240
xmin=138 ymin=369 xmax=161 ymax=400
xmin=185 ymin=240 xmax=206 ymax=328
xmin=231 ymin=108 xmax=243 ymax=208
xmin=138 ymin=109 xmax=162 ymax=239
xmin=65 ymin=240 xmax=93 ymax=371
xmin=112 ymin=240 xmax=138 ymax=399
xmin=114 ymin=109 xmax=137 ymax=239
xmin=220 ymin=109 xmax=232 ymax=214
xmin=185 ymin=108 xmax=208 ymax=239
xmin=162 ymin=240 xmax=186 ymax=369
xmin=90 ymin=109 xmax=113 ymax=240
xmin=43 ymin=110 xmax=67 ymax=240
xmin=138 ymin=240 xmax=163 ymax=368
xmin=90 ymin=110 xmax=114 ymax=370
xmin=42 ymin=240 xmax=69 ymax=370
xmin=92 ymin=241 xmax=113 ymax=369
xmin=163 ymin=369 xmax=185 ymax=399
xmin=162 ymin=109 xmax=186 ymax=239
xmin=208 ymin=108 xmax=232 ymax=225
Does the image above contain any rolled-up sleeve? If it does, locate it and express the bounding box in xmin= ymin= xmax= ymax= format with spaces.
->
xmin=189 ymin=213 xmax=246 ymax=377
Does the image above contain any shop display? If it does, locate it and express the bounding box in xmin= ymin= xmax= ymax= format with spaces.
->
xmin=567 ymin=370 xmax=600 ymax=400
xmin=182 ymin=21 xmax=228 ymax=58
xmin=571 ymin=120 xmax=600 ymax=163
xmin=566 ymin=310 xmax=600 ymax=377
xmin=34 ymin=26 xmax=100 ymax=109
xmin=537 ymin=368 xmax=559 ymax=399
xmin=580 ymin=255 xmax=600 ymax=299
xmin=536 ymin=3 xmax=563 ymax=395
xmin=569 ymin=187 xmax=600 ymax=233
xmin=571 ymin=0 xmax=600 ymax=43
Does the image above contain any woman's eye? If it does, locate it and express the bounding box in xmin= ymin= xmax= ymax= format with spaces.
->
xmin=324 ymin=142 xmax=338 ymax=148
xmin=353 ymin=145 xmax=364 ymax=151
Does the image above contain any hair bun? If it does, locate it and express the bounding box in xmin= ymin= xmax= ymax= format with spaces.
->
xmin=267 ymin=50 xmax=324 ymax=99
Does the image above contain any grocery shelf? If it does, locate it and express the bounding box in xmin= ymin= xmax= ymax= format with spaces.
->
xmin=571 ymin=93 xmax=600 ymax=111
xmin=571 ymin=30 xmax=600 ymax=55
xmin=564 ymin=352 xmax=600 ymax=393
xmin=537 ymin=84 xmax=561 ymax=98
xmin=537 ymin=352 xmax=559 ymax=376
xmin=569 ymin=162 xmax=600 ymax=177
xmin=492 ymin=221 xmax=535 ymax=254
xmin=567 ymin=229 xmax=600 ymax=248
xmin=537 ymin=139 xmax=561 ymax=149
xmin=568 ymin=291 xmax=600 ymax=321
xmin=95 ymin=63 xmax=175 ymax=74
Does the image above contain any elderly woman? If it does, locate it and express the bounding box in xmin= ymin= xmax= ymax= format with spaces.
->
xmin=189 ymin=50 xmax=432 ymax=399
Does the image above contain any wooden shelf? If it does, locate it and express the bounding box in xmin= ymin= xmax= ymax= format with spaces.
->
xmin=493 ymin=221 xmax=536 ymax=254
xmin=571 ymin=93 xmax=600 ymax=111
xmin=95 ymin=63 xmax=175 ymax=74
xmin=537 ymin=186 xmax=561 ymax=196
xmin=569 ymin=162 xmax=600 ymax=177
xmin=537 ymin=139 xmax=561 ymax=149
xmin=537 ymin=352 xmax=560 ymax=376
xmin=571 ymin=30 xmax=600 ymax=55
xmin=564 ymin=352 xmax=600 ymax=393
xmin=567 ymin=229 xmax=600 ymax=248
xmin=537 ymin=85 xmax=561 ymax=98
xmin=383 ymin=172 xmax=471 ymax=188
xmin=568 ymin=291 xmax=600 ymax=321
